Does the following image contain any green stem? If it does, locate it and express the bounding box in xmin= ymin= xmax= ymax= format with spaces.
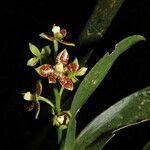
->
xmin=38 ymin=96 xmax=54 ymax=108
xmin=59 ymin=87 xmax=64 ymax=97
xmin=39 ymin=56 xmax=42 ymax=65
xmin=57 ymin=128 xmax=62 ymax=144
xmin=53 ymin=39 xmax=58 ymax=59
xmin=53 ymin=87 xmax=64 ymax=114
xmin=53 ymin=86 xmax=64 ymax=144
xmin=53 ymin=87 xmax=61 ymax=114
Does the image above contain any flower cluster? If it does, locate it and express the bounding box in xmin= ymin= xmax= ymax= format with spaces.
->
xmin=22 ymin=24 xmax=87 ymax=132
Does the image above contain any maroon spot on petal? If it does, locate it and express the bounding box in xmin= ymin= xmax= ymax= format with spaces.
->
xmin=67 ymin=63 xmax=79 ymax=72
xmin=48 ymin=73 xmax=57 ymax=83
xmin=39 ymin=64 xmax=53 ymax=77
xmin=35 ymin=81 xmax=42 ymax=96
xmin=57 ymin=50 xmax=69 ymax=65
xmin=58 ymin=75 xmax=73 ymax=91
xmin=25 ymin=101 xmax=35 ymax=111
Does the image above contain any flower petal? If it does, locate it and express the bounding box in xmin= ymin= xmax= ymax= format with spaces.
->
xmin=35 ymin=80 xmax=42 ymax=96
xmin=60 ymin=29 xmax=67 ymax=38
xmin=25 ymin=101 xmax=35 ymax=111
xmin=76 ymin=67 xmax=88 ymax=76
xmin=27 ymin=57 xmax=39 ymax=67
xmin=67 ymin=63 xmax=79 ymax=72
xmin=35 ymin=64 xmax=54 ymax=77
xmin=39 ymin=33 xmax=54 ymax=41
xmin=56 ymin=49 xmax=69 ymax=65
xmin=48 ymin=73 xmax=57 ymax=83
xmin=58 ymin=75 xmax=73 ymax=91
xmin=22 ymin=91 xmax=35 ymax=101
xmin=59 ymin=39 xmax=75 ymax=46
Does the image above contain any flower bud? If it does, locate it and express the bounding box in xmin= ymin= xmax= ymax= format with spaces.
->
xmin=52 ymin=111 xmax=72 ymax=129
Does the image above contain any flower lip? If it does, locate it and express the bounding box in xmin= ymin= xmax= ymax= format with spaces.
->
xmin=54 ymin=63 xmax=64 ymax=73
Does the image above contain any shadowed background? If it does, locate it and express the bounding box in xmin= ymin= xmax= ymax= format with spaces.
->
xmin=0 ymin=0 xmax=150 ymax=149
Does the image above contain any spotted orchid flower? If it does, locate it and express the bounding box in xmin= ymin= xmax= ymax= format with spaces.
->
xmin=22 ymin=80 xmax=54 ymax=119
xmin=35 ymin=49 xmax=87 ymax=91
xmin=39 ymin=24 xmax=75 ymax=46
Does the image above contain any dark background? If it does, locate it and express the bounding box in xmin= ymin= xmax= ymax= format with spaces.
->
xmin=0 ymin=0 xmax=150 ymax=149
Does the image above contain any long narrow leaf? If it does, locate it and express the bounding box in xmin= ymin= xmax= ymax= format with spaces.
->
xmin=86 ymin=133 xmax=115 ymax=150
xmin=75 ymin=86 xmax=150 ymax=149
xmin=62 ymin=119 xmax=76 ymax=150
xmin=71 ymin=35 xmax=145 ymax=117
xmin=64 ymin=35 xmax=145 ymax=150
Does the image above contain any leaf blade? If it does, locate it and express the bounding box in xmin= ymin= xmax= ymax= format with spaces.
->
xmin=62 ymin=118 xmax=76 ymax=150
xmin=75 ymin=86 xmax=150 ymax=149
xmin=86 ymin=133 xmax=115 ymax=150
xmin=71 ymin=35 xmax=145 ymax=117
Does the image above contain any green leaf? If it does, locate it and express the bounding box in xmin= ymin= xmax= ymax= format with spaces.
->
xmin=64 ymin=35 xmax=145 ymax=150
xmin=71 ymin=35 xmax=145 ymax=117
xmin=75 ymin=86 xmax=150 ymax=149
xmin=143 ymin=141 xmax=150 ymax=150
xmin=62 ymin=118 xmax=76 ymax=150
xmin=86 ymin=133 xmax=115 ymax=150
xmin=38 ymin=96 xmax=54 ymax=109
xmin=41 ymin=45 xmax=51 ymax=56
xmin=29 ymin=42 xmax=41 ymax=57
xmin=78 ymin=0 xmax=125 ymax=47
xmin=27 ymin=57 xmax=39 ymax=66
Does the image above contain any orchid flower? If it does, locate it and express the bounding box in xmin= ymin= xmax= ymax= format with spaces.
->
xmin=39 ymin=24 xmax=75 ymax=46
xmin=35 ymin=49 xmax=87 ymax=91
xmin=22 ymin=80 xmax=54 ymax=119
